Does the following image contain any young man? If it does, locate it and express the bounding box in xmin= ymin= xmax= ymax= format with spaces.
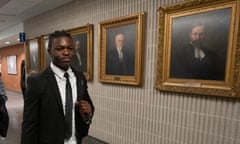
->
xmin=21 ymin=30 xmax=94 ymax=144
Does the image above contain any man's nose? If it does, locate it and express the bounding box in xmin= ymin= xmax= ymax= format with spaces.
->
xmin=63 ymin=48 xmax=70 ymax=55
xmin=197 ymin=33 xmax=203 ymax=39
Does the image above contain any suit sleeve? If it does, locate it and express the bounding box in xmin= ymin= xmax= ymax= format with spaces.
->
xmin=81 ymin=73 xmax=94 ymax=115
xmin=21 ymin=76 xmax=41 ymax=144
xmin=75 ymin=73 xmax=94 ymax=139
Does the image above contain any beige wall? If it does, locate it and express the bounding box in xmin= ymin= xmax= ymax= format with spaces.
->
xmin=24 ymin=0 xmax=240 ymax=144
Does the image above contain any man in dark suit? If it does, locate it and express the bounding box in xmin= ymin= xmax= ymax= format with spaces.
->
xmin=170 ymin=24 xmax=224 ymax=80
xmin=0 ymin=75 xmax=9 ymax=138
xmin=21 ymin=30 xmax=94 ymax=144
xmin=106 ymin=33 xmax=134 ymax=76
xmin=71 ymin=40 xmax=87 ymax=73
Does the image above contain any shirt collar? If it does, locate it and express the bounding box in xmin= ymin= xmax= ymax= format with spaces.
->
xmin=50 ymin=62 xmax=72 ymax=79
xmin=117 ymin=47 xmax=122 ymax=51
xmin=190 ymin=42 xmax=206 ymax=60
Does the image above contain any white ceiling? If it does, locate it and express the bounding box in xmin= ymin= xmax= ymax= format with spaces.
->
xmin=0 ymin=0 xmax=73 ymax=48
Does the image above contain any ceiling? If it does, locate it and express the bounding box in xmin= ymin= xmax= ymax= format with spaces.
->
xmin=0 ymin=0 xmax=74 ymax=48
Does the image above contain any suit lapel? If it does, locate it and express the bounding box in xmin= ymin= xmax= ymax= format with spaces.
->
xmin=44 ymin=67 xmax=64 ymax=116
xmin=44 ymin=67 xmax=84 ymax=115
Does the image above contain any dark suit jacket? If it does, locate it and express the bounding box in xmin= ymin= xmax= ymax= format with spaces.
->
xmin=170 ymin=43 xmax=224 ymax=80
xmin=21 ymin=67 xmax=94 ymax=144
xmin=0 ymin=94 xmax=9 ymax=137
xmin=20 ymin=60 xmax=26 ymax=97
xmin=106 ymin=48 xmax=134 ymax=76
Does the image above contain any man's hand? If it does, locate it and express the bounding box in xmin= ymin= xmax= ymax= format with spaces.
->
xmin=76 ymin=100 xmax=92 ymax=122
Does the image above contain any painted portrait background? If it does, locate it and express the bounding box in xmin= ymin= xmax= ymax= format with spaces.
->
xmin=170 ymin=8 xmax=232 ymax=80
xmin=44 ymin=38 xmax=51 ymax=67
xmin=29 ymin=39 xmax=39 ymax=72
xmin=106 ymin=24 xmax=136 ymax=76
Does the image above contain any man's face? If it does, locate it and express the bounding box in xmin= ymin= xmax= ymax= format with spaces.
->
xmin=190 ymin=25 xmax=205 ymax=43
xmin=48 ymin=36 xmax=75 ymax=71
xmin=115 ymin=34 xmax=124 ymax=48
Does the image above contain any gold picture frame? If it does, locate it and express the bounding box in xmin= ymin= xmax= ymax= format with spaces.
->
xmin=99 ymin=13 xmax=145 ymax=86
xmin=26 ymin=38 xmax=41 ymax=74
xmin=67 ymin=24 xmax=94 ymax=80
xmin=156 ymin=0 xmax=240 ymax=97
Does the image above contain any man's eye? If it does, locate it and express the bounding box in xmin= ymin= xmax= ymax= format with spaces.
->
xmin=68 ymin=47 xmax=74 ymax=50
xmin=55 ymin=47 xmax=63 ymax=51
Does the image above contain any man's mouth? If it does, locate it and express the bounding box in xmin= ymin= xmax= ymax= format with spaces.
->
xmin=61 ymin=58 xmax=71 ymax=63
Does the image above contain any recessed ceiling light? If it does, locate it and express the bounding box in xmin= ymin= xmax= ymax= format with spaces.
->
xmin=4 ymin=41 xmax=10 ymax=44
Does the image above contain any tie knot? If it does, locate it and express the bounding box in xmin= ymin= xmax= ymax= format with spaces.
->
xmin=64 ymin=72 xmax=69 ymax=79
xmin=118 ymin=47 xmax=122 ymax=52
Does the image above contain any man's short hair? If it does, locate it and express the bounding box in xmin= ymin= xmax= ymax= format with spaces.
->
xmin=190 ymin=23 xmax=205 ymax=33
xmin=115 ymin=33 xmax=124 ymax=37
xmin=48 ymin=30 xmax=72 ymax=49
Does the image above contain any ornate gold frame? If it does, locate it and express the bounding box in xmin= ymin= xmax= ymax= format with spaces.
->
xmin=156 ymin=0 xmax=240 ymax=97
xmin=26 ymin=38 xmax=41 ymax=74
xmin=98 ymin=13 xmax=145 ymax=86
xmin=67 ymin=24 xmax=94 ymax=80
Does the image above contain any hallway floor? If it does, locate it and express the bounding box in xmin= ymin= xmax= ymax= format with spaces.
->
xmin=0 ymin=90 xmax=105 ymax=144
xmin=0 ymin=90 xmax=23 ymax=144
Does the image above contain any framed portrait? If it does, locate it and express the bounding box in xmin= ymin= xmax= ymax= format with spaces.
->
xmin=99 ymin=13 xmax=145 ymax=85
xmin=26 ymin=38 xmax=41 ymax=74
xmin=156 ymin=0 xmax=240 ymax=97
xmin=40 ymin=35 xmax=51 ymax=69
xmin=67 ymin=24 xmax=93 ymax=80
xmin=7 ymin=55 xmax=17 ymax=74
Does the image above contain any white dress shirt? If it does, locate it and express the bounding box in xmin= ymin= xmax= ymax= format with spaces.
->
xmin=76 ymin=52 xmax=82 ymax=66
xmin=190 ymin=42 xmax=206 ymax=60
xmin=50 ymin=62 xmax=77 ymax=144
xmin=117 ymin=47 xmax=123 ymax=60
xmin=193 ymin=46 xmax=205 ymax=60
